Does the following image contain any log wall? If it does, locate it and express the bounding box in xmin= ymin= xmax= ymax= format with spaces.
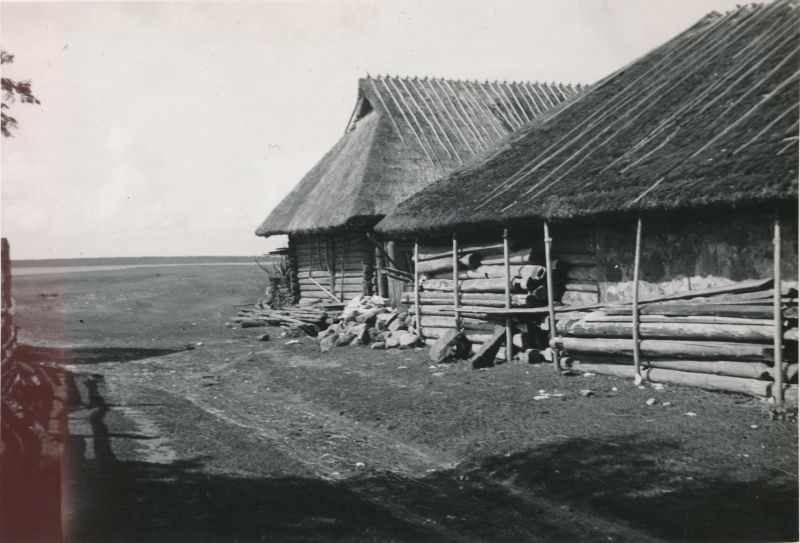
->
xmin=549 ymin=224 xmax=600 ymax=305
xmin=404 ymin=211 xmax=798 ymax=401
xmin=292 ymin=231 xmax=372 ymax=304
xmin=595 ymin=211 xmax=798 ymax=303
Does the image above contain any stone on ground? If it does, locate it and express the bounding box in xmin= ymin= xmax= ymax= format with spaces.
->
xmin=397 ymin=331 xmax=419 ymax=349
xmin=335 ymin=333 xmax=355 ymax=347
xmin=320 ymin=333 xmax=338 ymax=352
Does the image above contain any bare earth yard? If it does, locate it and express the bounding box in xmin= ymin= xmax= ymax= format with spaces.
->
xmin=9 ymin=264 xmax=799 ymax=542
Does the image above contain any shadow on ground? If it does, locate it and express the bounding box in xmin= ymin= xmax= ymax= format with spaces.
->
xmin=1 ymin=345 xmax=184 ymax=543
xmin=66 ymin=381 xmax=799 ymax=543
xmin=15 ymin=344 xmax=188 ymax=366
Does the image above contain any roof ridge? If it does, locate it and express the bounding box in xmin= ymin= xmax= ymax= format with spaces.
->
xmin=360 ymin=73 xmax=578 ymax=87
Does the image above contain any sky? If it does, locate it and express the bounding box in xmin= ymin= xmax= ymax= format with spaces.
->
xmin=1 ymin=0 xmax=747 ymax=260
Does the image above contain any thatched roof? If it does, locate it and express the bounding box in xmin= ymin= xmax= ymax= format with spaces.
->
xmin=255 ymin=76 xmax=582 ymax=237
xmin=377 ymin=0 xmax=799 ymax=236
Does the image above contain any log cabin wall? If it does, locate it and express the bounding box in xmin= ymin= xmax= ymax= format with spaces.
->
xmin=548 ymin=224 xmax=600 ymax=306
xmin=594 ymin=211 xmax=798 ymax=303
xmin=292 ymin=231 xmax=372 ymax=304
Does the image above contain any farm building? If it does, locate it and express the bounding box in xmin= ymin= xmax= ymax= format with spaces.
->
xmin=376 ymin=1 xmax=799 ymax=401
xmin=255 ymin=75 xmax=582 ymax=306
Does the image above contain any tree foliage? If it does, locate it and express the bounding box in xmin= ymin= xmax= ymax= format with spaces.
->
xmin=1 ymin=50 xmax=41 ymax=137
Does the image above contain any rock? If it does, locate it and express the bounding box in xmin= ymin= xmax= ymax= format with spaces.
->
xmin=397 ymin=331 xmax=419 ymax=349
xmin=335 ymin=333 xmax=355 ymax=347
xmin=429 ymin=330 xmax=470 ymax=363
xmin=286 ymin=340 xmax=300 ymax=345
xmin=431 ymin=372 xmax=445 ymax=377
xmin=347 ymin=323 xmax=369 ymax=343
xmin=375 ymin=311 xmax=398 ymax=330
xmin=684 ymin=412 xmax=697 ymax=417
xmin=348 ymin=336 xmax=361 ymax=346
xmin=662 ymin=401 xmax=672 ymax=407
xmin=385 ymin=334 xmax=400 ymax=349
xmin=257 ymin=333 xmax=270 ymax=341
xmin=580 ymin=389 xmax=593 ymax=397
xmin=396 ymin=311 xmax=408 ymax=322
xmin=320 ymin=334 xmax=337 ymax=352
xmin=646 ymin=398 xmax=656 ymax=406
xmin=367 ymin=327 xmax=381 ymax=342
xmin=388 ymin=318 xmax=406 ymax=332
xmin=318 ymin=327 xmax=337 ymax=341
xmin=356 ymin=307 xmax=385 ymax=325
xmin=195 ymin=342 xmax=204 ymax=347
xmin=370 ymin=342 xmax=385 ymax=350
xmin=375 ymin=331 xmax=389 ymax=342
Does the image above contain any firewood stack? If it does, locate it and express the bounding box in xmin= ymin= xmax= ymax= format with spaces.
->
xmin=546 ymin=279 xmax=798 ymax=400
xmin=233 ymin=306 xmax=329 ymax=336
xmin=399 ymin=241 xmax=554 ymax=353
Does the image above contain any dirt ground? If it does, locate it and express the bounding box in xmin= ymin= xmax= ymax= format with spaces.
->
xmin=6 ymin=264 xmax=799 ymax=542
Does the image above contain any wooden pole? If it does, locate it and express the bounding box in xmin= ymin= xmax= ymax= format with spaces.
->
xmin=375 ymin=244 xmax=387 ymax=298
xmin=503 ymin=228 xmax=513 ymax=363
xmin=414 ymin=239 xmax=422 ymax=336
xmin=340 ymin=235 xmax=346 ymax=302
xmin=773 ymin=214 xmax=784 ymax=403
xmin=543 ymin=221 xmax=560 ymax=370
xmin=632 ymin=217 xmax=643 ymax=383
xmin=453 ymin=232 xmax=461 ymax=330
xmin=328 ymin=236 xmax=337 ymax=299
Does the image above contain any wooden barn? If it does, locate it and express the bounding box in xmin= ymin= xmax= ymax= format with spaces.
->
xmin=376 ymin=1 xmax=799 ymax=402
xmin=255 ymin=75 xmax=582 ymax=306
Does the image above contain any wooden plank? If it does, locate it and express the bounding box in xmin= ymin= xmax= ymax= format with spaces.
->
xmin=605 ymin=303 xmax=775 ymax=319
xmin=470 ymin=326 xmax=506 ymax=368
xmin=418 ymin=241 xmax=505 ymax=262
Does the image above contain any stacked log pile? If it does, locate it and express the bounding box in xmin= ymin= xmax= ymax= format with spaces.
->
xmin=232 ymin=306 xmax=329 ymax=336
xmin=550 ymin=224 xmax=599 ymax=306
xmin=546 ymin=279 xmax=798 ymax=399
xmin=398 ymin=241 xmax=552 ymax=357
